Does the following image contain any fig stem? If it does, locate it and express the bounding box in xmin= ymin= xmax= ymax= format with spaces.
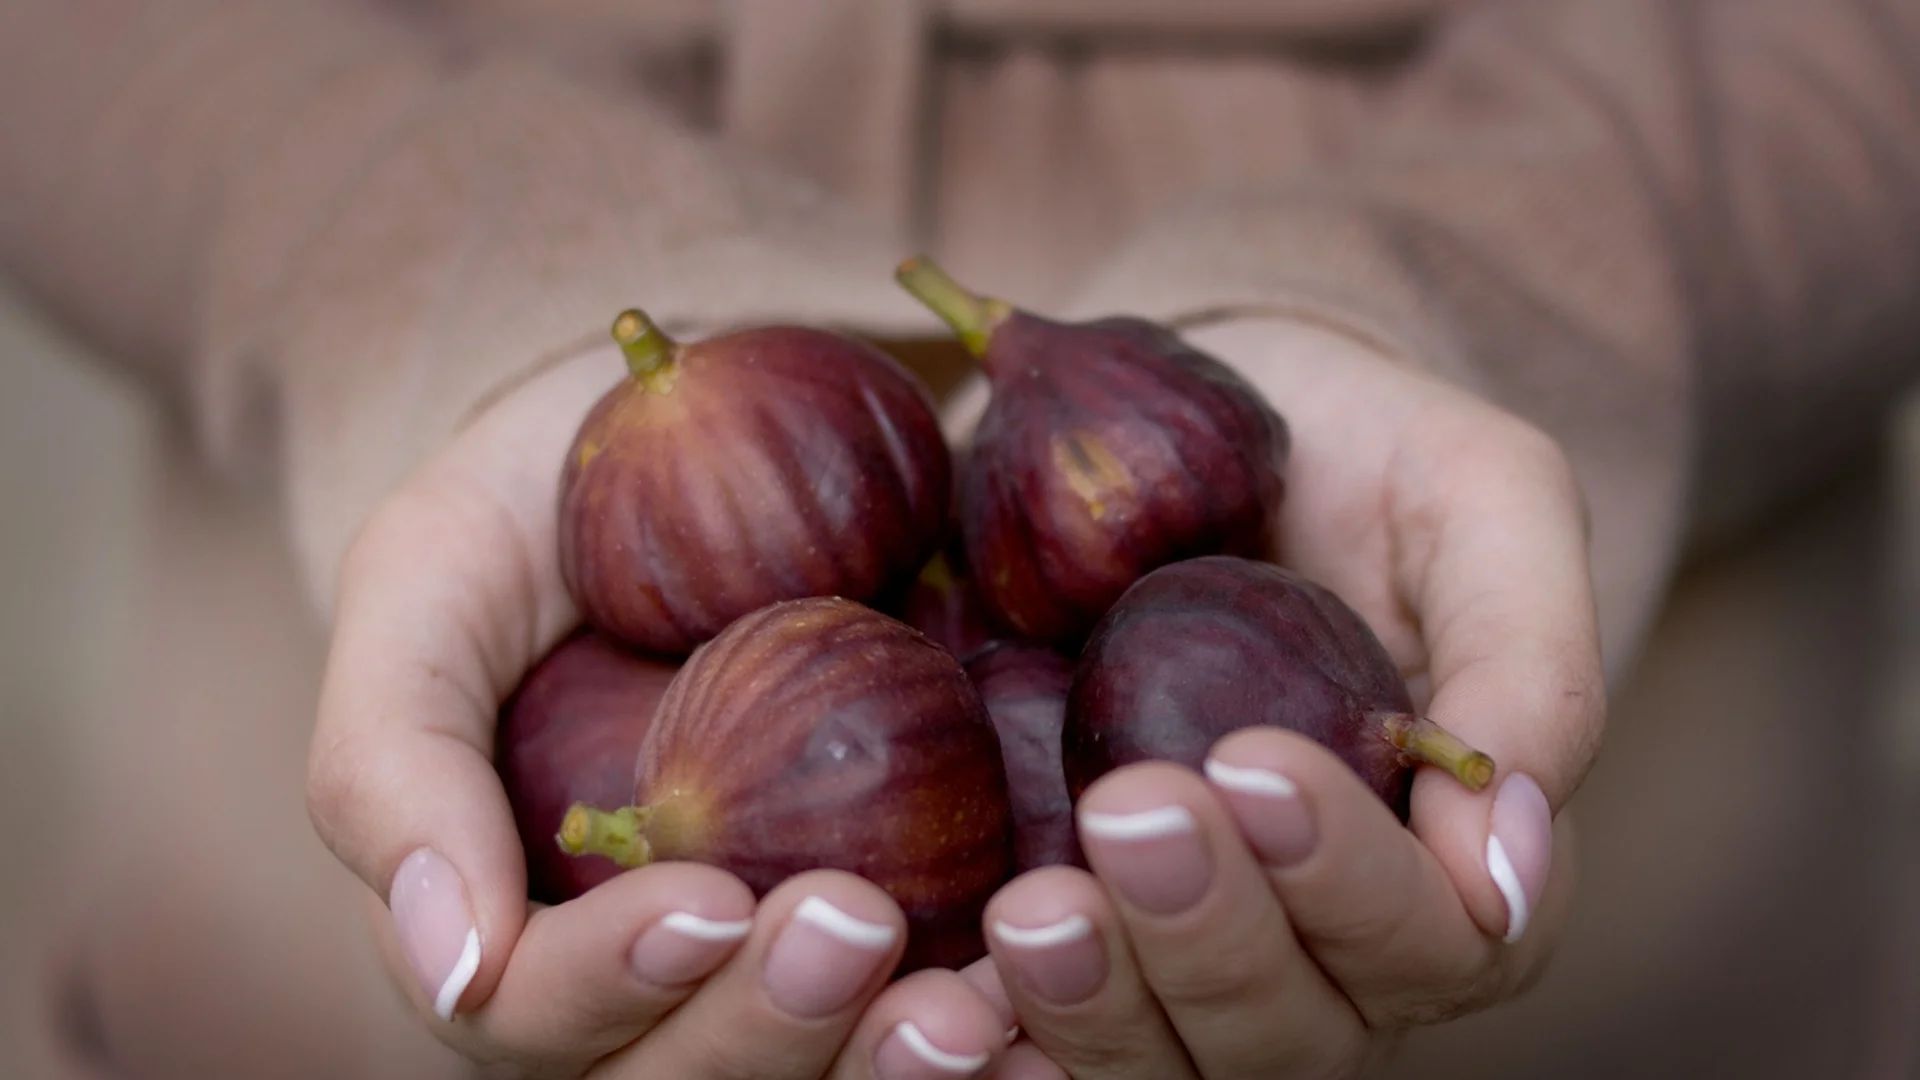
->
xmin=611 ymin=309 xmax=679 ymax=391
xmin=556 ymin=803 xmax=655 ymax=868
xmin=1374 ymin=712 xmax=1498 ymax=792
xmin=894 ymin=255 xmax=1008 ymax=359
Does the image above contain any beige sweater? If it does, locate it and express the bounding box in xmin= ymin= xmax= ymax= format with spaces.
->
xmin=2 ymin=0 xmax=1918 ymax=676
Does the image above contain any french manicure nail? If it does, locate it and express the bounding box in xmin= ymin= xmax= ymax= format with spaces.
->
xmin=990 ymin=914 xmax=1107 ymax=1005
xmin=389 ymin=848 xmax=480 ymax=1021
xmin=1077 ymin=806 xmax=1211 ymax=914
xmin=874 ymin=1020 xmax=992 ymax=1079
xmin=762 ymin=896 xmax=897 ymax=1018
xmin=1487 ymin=772 xmax=1551 ymax=944
xmin=630 ymin=911 xmax=753 ymax=986
xmin=1204 ymin=757 xmax=1316 ymax=867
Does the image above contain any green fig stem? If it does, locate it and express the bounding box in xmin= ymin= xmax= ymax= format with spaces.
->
xmin=611 ymin=309 xmax=680 ymax=393
xmin=557 ymin=803 xmax=655 ymax=868
xmin=1374 ymin=712 xmax=1497 ymax=792
xmin=893 ymin=255 xmax=1009 ymax=359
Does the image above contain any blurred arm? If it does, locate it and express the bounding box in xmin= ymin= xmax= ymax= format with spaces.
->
xmin=0 ymin=1 xmax=912 ymax=611
xmin=1072 ymin=0 xmax=1920 ymax=672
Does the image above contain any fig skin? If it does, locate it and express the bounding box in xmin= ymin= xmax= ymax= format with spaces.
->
xmin=495 ymin=630 xmax=679 ymax=904
xmin=559 ymin=597 xmax=1015 ymax=972
xmin=559 ymin=310 xmax=953 ymax=656
xmin=1064 ymin=556 xmax=1494 ymax=821
xmin=964 ymin=641 xmax=1085 ymax=872
xmin=895 ymin=550 xmax=997 ymax=662
xmin=895 ymin=257 xmax=1290 ymax=646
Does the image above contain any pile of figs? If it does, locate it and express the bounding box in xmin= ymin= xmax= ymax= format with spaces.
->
xmin=494 ymin=258 xmax=1495 ymax=972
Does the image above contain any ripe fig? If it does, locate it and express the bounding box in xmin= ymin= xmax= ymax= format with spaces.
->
xmin=495 ymin=630 xmax=678 ymax=904
xmin=558 ymin=597 xmax=1015 ymax=971
xmin=559 ymin=310 xmax=953 ymax=655
xmin=895 ymin=550 xmax=997 ymax=662
xmin=964 ymin=641 xmax=1084 ymax=872
xmin=1064 ymin=556 xmax=1494 ymax=821
xmin=895 ymin=257 xmax=1289 ymax=646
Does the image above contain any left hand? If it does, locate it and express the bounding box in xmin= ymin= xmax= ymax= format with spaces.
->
xmin=944 ymin=316 xmax=1604 ymax=1079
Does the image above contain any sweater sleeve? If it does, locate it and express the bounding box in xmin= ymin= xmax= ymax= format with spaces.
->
xmin=1066 ymin=0 xmax=1920 ymax=673
xmin=0 ymin=0 xmax=923 ymax=612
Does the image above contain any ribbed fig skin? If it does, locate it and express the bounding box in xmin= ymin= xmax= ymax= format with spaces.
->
xmin=496 ymin=630 xmax=678 ymax=904
xmin=962 ymin=312 xmax=1289 ymax=645
xmin=560 ymin=326 xmax=952 ymax=655
xmin=1065 ymin=556 xmax=1418 ymax=819
xmin=638 ymin=597 xmax=1015 ymax=970
xmin=964 ymin=642 xmax=1084 ymax=872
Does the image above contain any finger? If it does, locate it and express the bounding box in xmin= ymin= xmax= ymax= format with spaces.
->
xmin=982 ymin=867 xmax=1198 ymax=1080
xmin=304 ymin=352 xmax=617 ymax=1022
xmin=828 ymin=969 xmax=1009 ymax=1080
xmin=609 ymin=870 xmax=906 ymax=1078
xmin=956 ymin=957 xmax=1018 ymax=1040
xmin=1392 ymin=421 xmax=1604 ymax=947
xmin=1073 ymin=762 xmax=1370 ymax=1077
xmin=453 ymin=862 xmax=756 ymax=1067
xmin=987 ymin=1042 xmax=1069 ymax=1080
xmin=1203 ymin=727 xmax=1574 ymax=1027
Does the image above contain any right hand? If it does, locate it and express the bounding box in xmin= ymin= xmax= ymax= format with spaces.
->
xmin=305 ymin=347 xmax=1012 ymax=1078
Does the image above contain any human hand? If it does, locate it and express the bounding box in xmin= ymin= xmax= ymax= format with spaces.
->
xmin=946 ymin=316 xmax=1603 ymax=1078
xmin=304 ymin=345 xmax=1013 ymax=1078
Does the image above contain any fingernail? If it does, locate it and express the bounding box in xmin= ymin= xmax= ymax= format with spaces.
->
xmin=1203 ymin=757 xmax=1316 ymax=867
xmin=630 ymin=911 xmax=753 ymax=986
xmin=762 ymin=896 xmax=897 ymax=1018
xmin=389 ymin=848 xmax=480 ymax=1021
xmin=1487 ymin=772 xmax=1552 ymax=944
xmin=990 ymin=914 xmax=1107 ymax=1005
xmin=874 ymin=1020 xmax=992 ymax=1079
xmin=1077 ymin=806 xmax=1210 ymax=914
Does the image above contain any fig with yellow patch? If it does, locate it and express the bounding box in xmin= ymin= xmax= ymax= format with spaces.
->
xmin=894 ymin=257 xmax=1289 ymax=646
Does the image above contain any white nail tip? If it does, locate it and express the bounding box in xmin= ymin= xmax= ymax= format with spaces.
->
xmin=1078 ymin=806 xmax=1196 ymax=840
xmin=1203 ymin=759 xmax=1299 ymax=797
xmin=433 ymin=927 xmax=481 ymax=1021
xmin=794 ymin=895 xmax=898 ymax=950
xmin=659 ymin=911 xmax=754 ymax=942
xmin=990 ymin=914 xmax=1093 ymax=949
xmin=895 ymin=1021 xmax=991 ymax=1074
xmin=1487 ymin=835 xmax=1530 ymax=944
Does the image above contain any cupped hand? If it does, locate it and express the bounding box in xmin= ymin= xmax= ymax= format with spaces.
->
xmin=304 ymin=345 xmax=1011 ymax=1079
xmin=950 ymin=315 xmax=1604 ymax=1078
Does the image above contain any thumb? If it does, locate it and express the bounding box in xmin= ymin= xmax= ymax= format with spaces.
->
xmin=305 ymin=350 xmax=613 ymax=1020
xmin=1399 ymin=421 xmax=1605 ymax=946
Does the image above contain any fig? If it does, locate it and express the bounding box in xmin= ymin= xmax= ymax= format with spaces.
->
xmin=495 ymin=630 xmax=678 ymax=904
xmin=895 ymin=256 xmax=1289 ymax=646
xmin=1064 ymin=556 xmax=1494 ymax=820
xmin=964 ymin=641 xmax=1084 ymax=872
xmin=894 ymin=550 xmax=997 ymax=662
xmin=558 ymin=596 xmax=1015 ymax=971
xmin=559 ymin=309 xmax=953 ymax=655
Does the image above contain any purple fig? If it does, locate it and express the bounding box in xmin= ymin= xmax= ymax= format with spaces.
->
xmin=495 ymin=630 xmax=678 ymax=904
xmin=895 ymin=550 xmax=997 ymax=661
xmin=559 ymin=310 xmax=952 ymax=656
xmin=894 ymin=257 xmax=1289 ymax=646
xmin=964 ymin=641 xmax=1084 ymax=872
xmin=1064 ymin=556 xmax=1494 ymax=820
xmin=557 ymin=597 xmax=1015 ymax=972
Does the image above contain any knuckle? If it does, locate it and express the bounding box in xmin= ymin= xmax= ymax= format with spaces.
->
xmin=1148 ymin=931 xmax=1290 ymax=1010
xmin=302 ymin=729 xmax=357 ymax=851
